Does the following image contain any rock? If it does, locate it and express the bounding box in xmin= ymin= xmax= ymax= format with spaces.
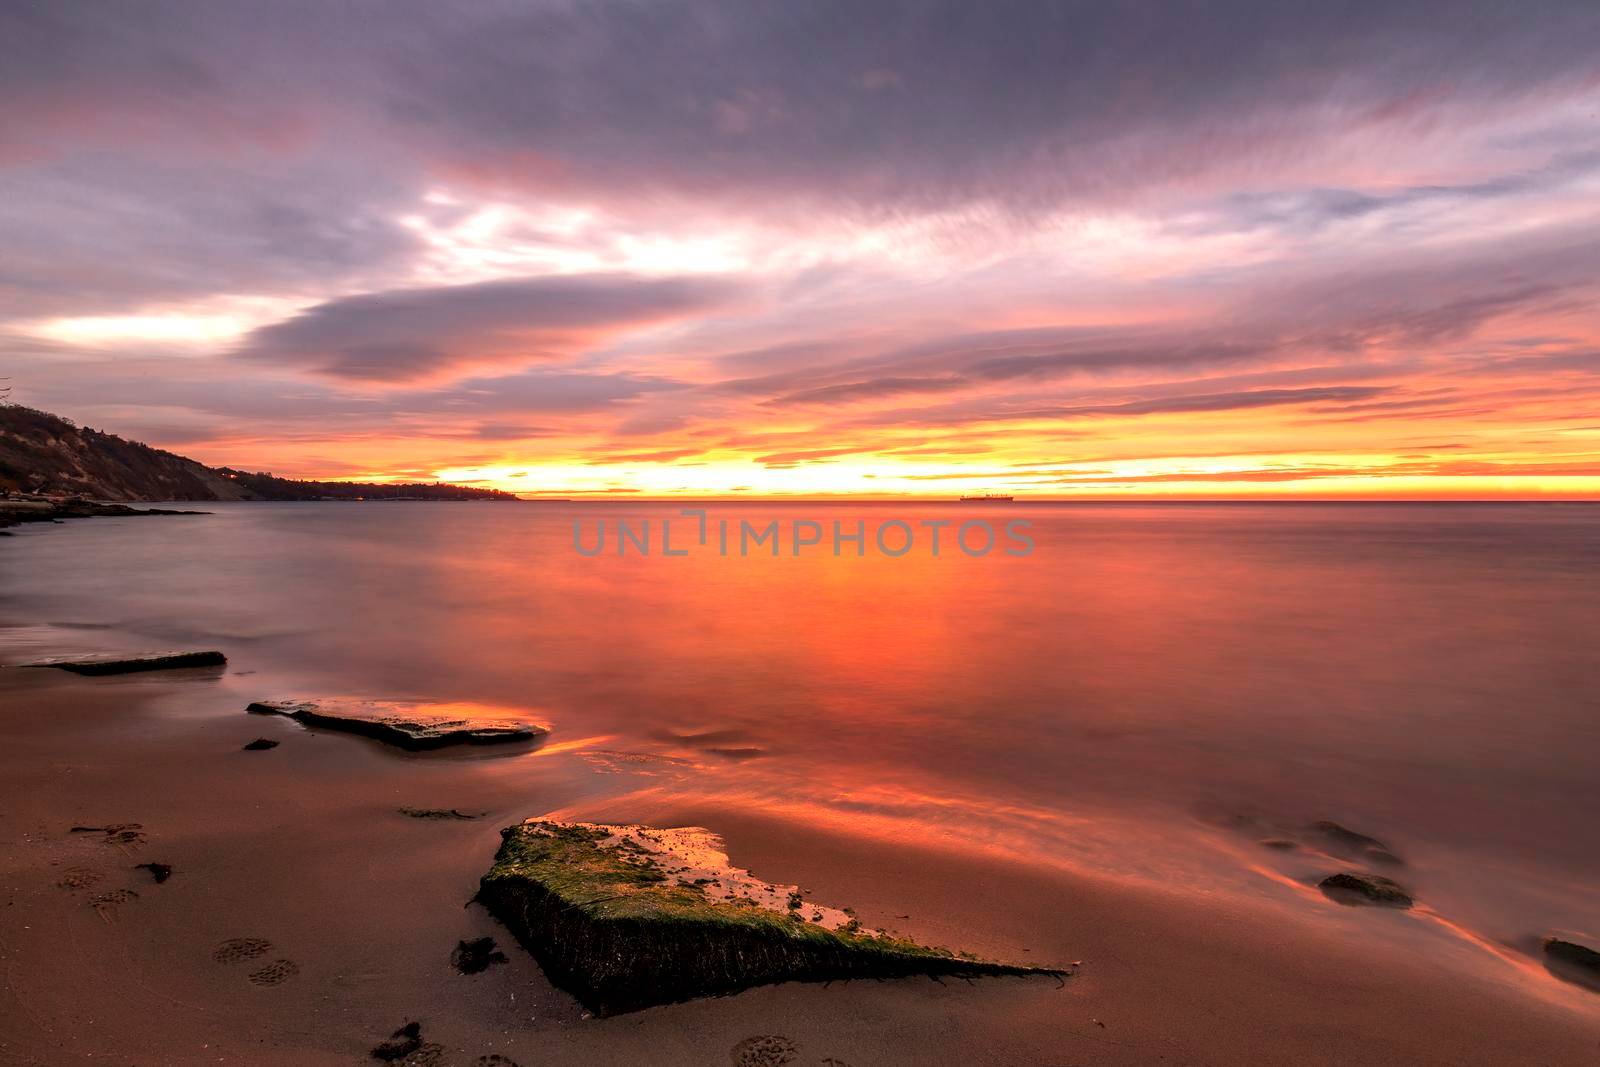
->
xmin=242 ymin=738 xmax=279 ymax=751
xmin=247 ymin=699 xmax=548 ymax=751
xmin=370 ymin=1021 xmax=423 ymax=1061
xmin=1542 ymin=938 xmax=1600 ymax=991
xmin=1318 ymin=872 xmax=1413 ymax=908
xmin=400 ymin=807 xmax=482 ymax=820
xmin=1310 ymin=821 xmax=1403 ymax=866
xmin=477 ymin=819 xmax=1072 ymax=1015
xmin=18 ymin=650 xmax=227 ymax=675
xmin=0 ymin=499 xmax=208 ymax=527
xmin=135 ymin=862 xmax=173 ymax=884
xmin=451 ymin=936 xmax=508 ymax=974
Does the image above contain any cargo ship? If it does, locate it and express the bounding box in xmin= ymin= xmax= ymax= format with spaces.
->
xmin=958 ymin=493 xmax=1014 ymax=502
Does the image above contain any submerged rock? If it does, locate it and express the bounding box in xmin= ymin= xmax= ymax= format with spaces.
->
xmin=1542 ymin=938 xmax=1600 ymax=991
xmin=242 ymin=737 xmax=279 ymax=751
xmin=1310 ymin=821 xmax=1403 ymax=866
xmin=478 ymin=819 xmax=1070 ymax=1015
xmin=246 ymin=699 xmax=548 ymax=751
xmin=400 ymin=807 xmax=482 ymax=820
xmin=19 ymin=650 xmax=226 ymax=675
xmin=1318 ymin=871 xmax=1413 ymax=908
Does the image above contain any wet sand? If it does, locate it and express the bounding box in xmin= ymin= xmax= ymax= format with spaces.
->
xmin=2 ymin=666 xmax=1598 ymax=1065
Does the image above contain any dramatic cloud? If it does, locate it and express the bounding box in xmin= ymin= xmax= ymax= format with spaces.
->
xmin=3 ymin=2 xmax=1600 ymax=495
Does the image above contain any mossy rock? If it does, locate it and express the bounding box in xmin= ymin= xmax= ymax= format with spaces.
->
xmin=19 ymin=650 xmax=226 ymax=675
xmin=478 ymin=819 xmax=1070 ymax=1015
xmin=247 ymin=699 xmax=548 ymax=751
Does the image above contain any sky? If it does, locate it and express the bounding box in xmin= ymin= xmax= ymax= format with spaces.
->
xmin=3 ymin=1 xmax=1600 ymax=498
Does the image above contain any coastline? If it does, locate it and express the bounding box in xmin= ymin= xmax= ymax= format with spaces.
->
xmin=2 ymin=659 xmax=1598 ymax=1064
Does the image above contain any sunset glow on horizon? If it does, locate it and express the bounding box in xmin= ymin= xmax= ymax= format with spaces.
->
xmin=5 ymin=4 xmax=1600 ymax=499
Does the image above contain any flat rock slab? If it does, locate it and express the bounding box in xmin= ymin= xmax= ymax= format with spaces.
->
xmin=18 ymin=650 xmax=226 ymax=675
xmin=1543 ymin=938 xmax=1600 ymax=992
xmin=1319 ymin=871 xmax=1414 ymax=908
xmin=246 ymin=699 xmax=548 ymax=751
xmin=478 ymin=819 xmax=1069 ymax=1015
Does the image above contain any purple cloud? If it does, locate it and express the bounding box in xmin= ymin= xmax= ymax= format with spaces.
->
xmin=235 ymin=273 xmax=740 ymax=383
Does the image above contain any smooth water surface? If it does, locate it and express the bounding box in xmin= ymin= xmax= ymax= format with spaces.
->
xmin=4 ymin=501 xmax=1598 ymax=956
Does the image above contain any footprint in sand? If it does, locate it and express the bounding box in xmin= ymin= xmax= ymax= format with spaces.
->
xmin=56 ymin=866 xmax=102 ymax=891
xmin=70 ymin=823 xmax=147 ymax=847
xmin=731 ymin=1035 xmax=800 ymax=1067
xmin=89 ymin=888 xmax=139 ymax=920
xmin=212 ymin=937 xmax=273 ymax=964
xmin=246 ymin=959 xmax=300 ymax=987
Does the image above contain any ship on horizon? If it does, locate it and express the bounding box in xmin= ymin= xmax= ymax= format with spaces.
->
xmin=958 ymin=493 xmax=1014 ymax=502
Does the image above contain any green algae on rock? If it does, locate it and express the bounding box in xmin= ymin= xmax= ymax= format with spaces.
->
xmin=19 ymin=649 xmax=226 ymax=675
xmin=477 ymin=819 xmax=1071 ymax=1015
xmin=246 ymin=699 xmax=548 ymax=751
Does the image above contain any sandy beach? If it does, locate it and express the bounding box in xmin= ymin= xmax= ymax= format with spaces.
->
xmin=3 ymin=653 xmax=1598 ymax=1065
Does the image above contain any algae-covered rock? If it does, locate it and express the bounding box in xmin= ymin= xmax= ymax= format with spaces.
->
xmin=478 ymin=819 xmax=1069 ymax=1015
xmin=246 ymin=699 xmax=548 ymax=751
xmin=18 ymin=649 xmax=226 ymax=675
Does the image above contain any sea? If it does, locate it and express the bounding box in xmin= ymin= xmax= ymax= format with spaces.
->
xmin=3 ymin=500 xmax=1597 ymax=963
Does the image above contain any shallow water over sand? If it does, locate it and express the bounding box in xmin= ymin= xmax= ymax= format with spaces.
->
xmin=4 ymin=501 xmax=1599 ymax=987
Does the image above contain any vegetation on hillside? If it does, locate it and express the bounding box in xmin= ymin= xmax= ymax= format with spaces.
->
xmin=0 ymin=405 xmax=517 ymax=502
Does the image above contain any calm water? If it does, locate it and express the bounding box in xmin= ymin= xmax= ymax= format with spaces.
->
xmin=4 ymin=502 xmax=1599 ymax=952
